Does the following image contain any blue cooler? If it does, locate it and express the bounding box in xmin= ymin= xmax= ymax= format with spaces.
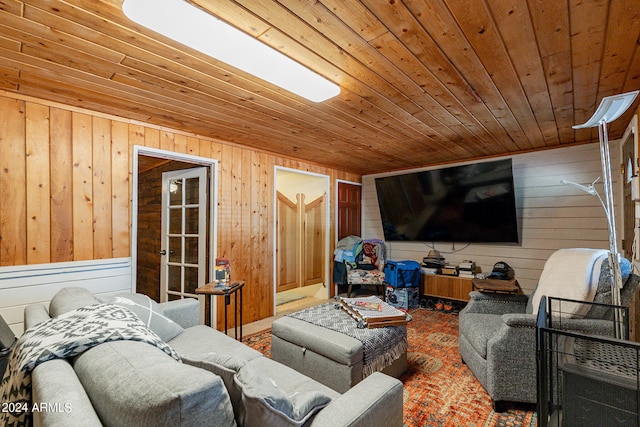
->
xmin=384 ymin=260 xmax=421 ymax=288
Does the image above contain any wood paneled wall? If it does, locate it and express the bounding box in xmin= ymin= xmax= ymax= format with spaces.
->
xmin=363 ymin=143 xmax=620 ymax=294
xmin=0 ymin=92 xmax=360 ymax=326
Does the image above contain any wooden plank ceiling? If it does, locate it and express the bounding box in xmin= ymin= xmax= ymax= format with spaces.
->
xmin=1 ymin=0 xmax=639 ymax=174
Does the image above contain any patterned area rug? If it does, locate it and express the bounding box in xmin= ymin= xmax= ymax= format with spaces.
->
xmin=243 ymin=307 xmax=537 ymax=427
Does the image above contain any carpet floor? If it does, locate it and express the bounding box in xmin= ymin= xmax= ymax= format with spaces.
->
xmin=242 ymin=307 xmax=537 ymax=427
xmin=275 ymin=290 xmax=306 ymax=306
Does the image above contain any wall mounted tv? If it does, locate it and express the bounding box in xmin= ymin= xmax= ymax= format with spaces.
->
xmin=374 ymin=158 xmax=519 ymax=243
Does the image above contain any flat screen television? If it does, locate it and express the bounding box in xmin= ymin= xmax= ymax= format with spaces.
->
xmin=374 ymin=158 xmax=519 ymax=243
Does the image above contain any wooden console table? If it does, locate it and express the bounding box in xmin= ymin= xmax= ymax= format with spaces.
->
xmin=196 ymin=280 xmax=245 ymax=340
xmin=421 ymin=274 xmax=474 ymax=302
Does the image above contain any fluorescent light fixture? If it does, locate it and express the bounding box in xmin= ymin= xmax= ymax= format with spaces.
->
xmin=573 ymin=90 xmax=639 ymax=129
xmin=122 ymin=0 xmax=340 ymax=102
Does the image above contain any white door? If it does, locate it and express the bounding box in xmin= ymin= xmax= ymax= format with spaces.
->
xmin=160 ymin=167 xmax=208 ymax=301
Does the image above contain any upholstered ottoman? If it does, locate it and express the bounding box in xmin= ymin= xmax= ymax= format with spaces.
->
xmin=271 ymin=303 xmax=407 ymax=393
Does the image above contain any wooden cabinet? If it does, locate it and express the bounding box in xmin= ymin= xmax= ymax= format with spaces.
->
xmin=421 ymin=274 xmax=474 ymax=302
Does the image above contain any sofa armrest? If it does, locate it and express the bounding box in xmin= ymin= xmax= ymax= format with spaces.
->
xmin=24 ymin=304 xmax=51 ymax=329
xmin=159 ymin=298 xmax=200 ymax=329
xmin=501 ymin=313 xmax=538 ymax=328
xmin=310 ymin=372 xmax=403 ymax=427
xmin=461 ymin=291 xmax=529 ymax=316
xmin=31 ymin=359 xmax=102 ymax=427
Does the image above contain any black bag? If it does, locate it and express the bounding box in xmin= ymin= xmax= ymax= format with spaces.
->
xmin=384 ymin=260 xmax=421 ymax=288
xmin=487 ymin=261 xmax=515 ymax=280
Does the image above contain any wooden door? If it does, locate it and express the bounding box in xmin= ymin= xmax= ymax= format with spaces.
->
xmin=276 ymin=191 xmax=299 ymax=292
xmin=276 ymin=191 xmax=326 ymax=291
xmin=303 ymin=194 xmax=326 ymax=287
xmin=160 ymin=167 xmax=208 ymax=301
xmin=337 ymin=182 xmax=362 ymax=240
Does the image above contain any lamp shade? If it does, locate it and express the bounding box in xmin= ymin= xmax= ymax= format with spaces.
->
xmin=573 ymin=91 xmax=639 ymax=129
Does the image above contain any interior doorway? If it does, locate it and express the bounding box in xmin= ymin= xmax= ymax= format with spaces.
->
xmin=132 ymin=146 xmax=218 ymax=323
xmin=336 ymin=181 xmax=362 ymax=240
xmin=274 ymin=168 xmax=330 ymax=314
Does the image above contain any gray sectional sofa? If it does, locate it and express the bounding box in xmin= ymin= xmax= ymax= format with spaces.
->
xmin=21 ymin=287 xmax=403 ymax=427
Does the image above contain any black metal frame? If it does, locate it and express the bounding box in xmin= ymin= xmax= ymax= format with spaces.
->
xmin=537 ymin=296 xmax=638 ymax=427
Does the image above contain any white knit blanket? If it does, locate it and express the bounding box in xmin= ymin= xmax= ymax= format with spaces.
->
xmin=531 ymin=248 xmax=608 ymax=315
xmin=0 ymin=304 xmax=180 ymax=427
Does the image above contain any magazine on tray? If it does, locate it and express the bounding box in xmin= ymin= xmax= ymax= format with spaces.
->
xmin=339 ymin=295 xmax=407 ymax=328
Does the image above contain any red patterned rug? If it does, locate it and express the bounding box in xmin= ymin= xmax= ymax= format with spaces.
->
xmin=243 ymin=308 xmax=537 ymax=427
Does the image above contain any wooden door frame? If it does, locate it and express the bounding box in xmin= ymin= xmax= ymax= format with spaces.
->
xmin=620 ymin=115 xmax=639 ymax=261
xmin=273 ymin=167 xmax=330 ymax=315
xmin=132 ymin=146 xmax=218 ymax=322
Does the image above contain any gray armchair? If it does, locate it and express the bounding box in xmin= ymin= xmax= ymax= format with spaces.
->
xmin=458 ymin=249 xmax=639 ymax=411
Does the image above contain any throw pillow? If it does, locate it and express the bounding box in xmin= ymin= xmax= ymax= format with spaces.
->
xmin=234 ymin=365 xmax=331 ymax=427
xmin=49 ymin=287 xmax=99 ymax=318
xmin=99 ymin=293 xmax=184 ymax=342
xmin=588 ymin=257 xmax=635 ymax=319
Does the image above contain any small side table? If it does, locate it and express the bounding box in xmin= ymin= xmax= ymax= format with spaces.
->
xmin=471 ymin=278 xmax=522 ymax=294
xmin=196 ymin=280 xmax=245 ymax=340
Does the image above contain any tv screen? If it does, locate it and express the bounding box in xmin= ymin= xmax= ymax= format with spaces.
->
xmin=374 ymin=159 xmax=519 ymax=243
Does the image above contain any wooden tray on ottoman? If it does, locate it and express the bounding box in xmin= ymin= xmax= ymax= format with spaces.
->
xmin=339 ymin=296 xmax=408 ymax=328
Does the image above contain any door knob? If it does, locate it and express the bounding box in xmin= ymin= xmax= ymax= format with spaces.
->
xmin=159 ymin=250 xmax=167 ymax=255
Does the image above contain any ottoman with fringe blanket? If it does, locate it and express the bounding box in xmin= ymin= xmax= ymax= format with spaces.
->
xmin=271 ymin=302 xmax=407 ymax=393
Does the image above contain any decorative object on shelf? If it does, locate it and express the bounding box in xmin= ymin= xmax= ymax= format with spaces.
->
xmin=570 ymin=90 xmax=639 ymax=338
xmin=215 ymin=257 xmax=231 ymax=284
xmin=441 ymin=264 xmax=459 ymax=276
xmin=458 ymin=260 xmax=477 ymax=278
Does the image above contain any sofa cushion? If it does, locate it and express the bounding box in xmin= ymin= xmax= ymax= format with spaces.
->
xmin=234 ymin=364 xmax=331 ymax=427
xmin=169 ymin=324 xmax=263 ymax=362
xmin=49 ymin=287 xmax=98 ymax=318
xmin=73 ymin=340 xmax=235 ymax=427
xmin=98 ymin=293 xmax=184 ymax=342
xmin=458 ymin=313 xmax=505 ymax=359
xmin=170 ymin=325 xmax=264 ymax=422
xmin=180 ymin=350 xmax=249 ymax=419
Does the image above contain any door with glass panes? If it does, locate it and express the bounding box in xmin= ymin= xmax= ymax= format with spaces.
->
xmin=160 ymin=167 xmax=207 ymax=301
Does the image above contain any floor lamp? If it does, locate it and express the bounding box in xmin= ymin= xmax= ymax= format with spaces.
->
xmin=572 ymin=90 xmax=639 ymax=338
